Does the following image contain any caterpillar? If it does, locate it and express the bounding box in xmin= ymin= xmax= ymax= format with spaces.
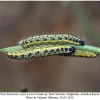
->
xmin=60 ymin=50 xmax=99 ymax=58
xmin=6 ymin=33 xmax=99 ymax=60
xmin=18 ymin=34 xmax=85 ymax=48
xmin=5 ymin=45 xmax=75 ymax=60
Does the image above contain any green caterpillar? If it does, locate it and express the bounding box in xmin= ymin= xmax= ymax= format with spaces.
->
xmin=18 ymin=34 xmax=85 ymax=48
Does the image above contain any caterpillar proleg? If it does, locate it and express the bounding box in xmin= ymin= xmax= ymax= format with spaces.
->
xmin=18 ymin=34 xmax=85 ymax=48
xmin=5 ymin=45 xmax=75 ymax=60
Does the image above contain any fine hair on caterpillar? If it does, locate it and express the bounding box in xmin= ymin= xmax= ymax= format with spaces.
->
xmin=5 ymin=45 xmax=75 ymax=60
xmin=18 ymin=33 xmax=85 ymax=48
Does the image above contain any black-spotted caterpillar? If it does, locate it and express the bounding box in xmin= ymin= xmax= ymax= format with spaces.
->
xmin=18 ymin=34 xmax=85 ymax=48
xmin=5 ymin=33 xmax=99 ymax=60
xmin=6 ymin=45 xmax=75 ymax=60
xmin=59 ymin=49 xmax=99 ymax=58
xmin=6 ymin=45 xmax=99 ymax=60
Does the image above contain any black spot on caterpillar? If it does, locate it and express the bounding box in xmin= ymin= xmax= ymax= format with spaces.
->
xmin=59 ymin=50 xmax=99 ymax=58
xmin=18 ymin=34 xmax=85 ymax=48
xmin=5 ymin=45 xmax=75 ymax=60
